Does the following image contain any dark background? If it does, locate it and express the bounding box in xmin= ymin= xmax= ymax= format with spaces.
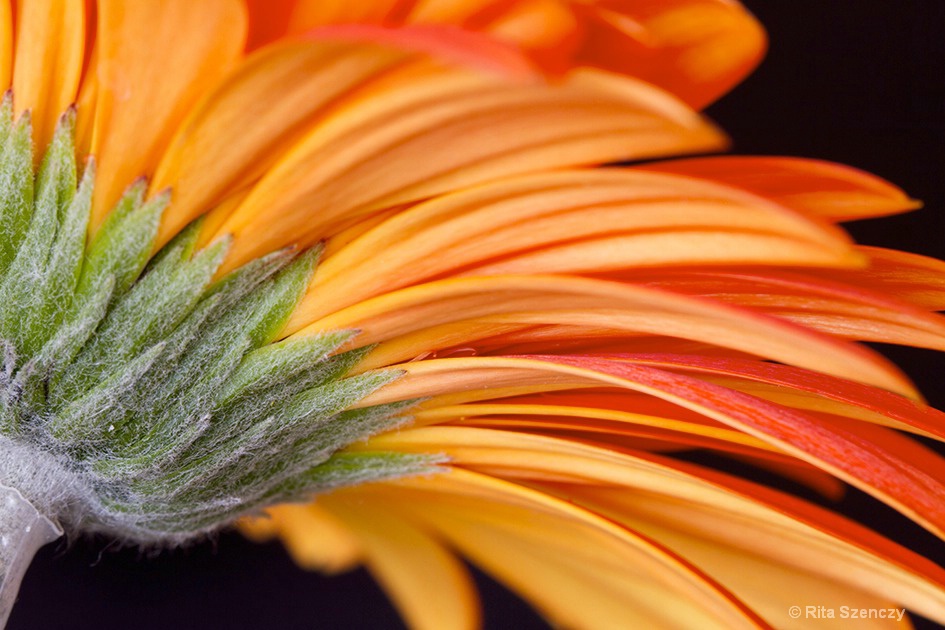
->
xmin=9 ymin=2 xmax=945 ymax=628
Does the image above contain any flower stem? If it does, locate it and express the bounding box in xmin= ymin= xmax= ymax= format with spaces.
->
xmin=0 ymin=483 xmax=61 ymax=627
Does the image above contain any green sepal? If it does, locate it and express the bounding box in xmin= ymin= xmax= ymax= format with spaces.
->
xmin=0 ymin=115 xmax=422 ymax=545
xmin=0 ymin=102 xmax=33 ymax=275
xmin=0 ymin=112 xmax=82 ymax=355
xmin=47 ymin=342 xmax=167 ymax=444
xmin=216 ymin=330 xmax=356 ymax=406
xmin=76 ymin=180 xmax=166 ymax=303
xmin=56 ymin=232 xmax=230 ymax=403
xmin=294 ymin=451 xmax=443 ymax=495
xmin=238 ymin=245 xmax=322 ymax=348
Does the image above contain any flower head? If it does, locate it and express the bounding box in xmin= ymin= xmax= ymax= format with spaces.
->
xmin=0 ymin=1 xmax=944 ymax=628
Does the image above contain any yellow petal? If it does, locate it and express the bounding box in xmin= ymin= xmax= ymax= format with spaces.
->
xmin=256 ymin=503 xmax=363 ymax=574
xmin=12 ymin=0 xmax=86 ymax=153
xmin=339 ymin=468 xmax=767 ymax=629
xmin=356 ymin=357 xmax=945 ymax=536
xmin=359 ymin=426 xmax=945 ymax=623
xmin=413 ymin=400 xmax=778 ymax=454
xmin=320 ymin=497 xmax=480 ymax=630
xmin=89 ymin=0 xmax=247 ymax=227
xmin=570 ymin=487 xmax=918 ymax=629
xmin=73 ymin=42 xmax=98 ymax=158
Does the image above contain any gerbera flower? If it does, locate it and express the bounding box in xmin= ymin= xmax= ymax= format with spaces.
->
xmin=0 ymin=1 xmax=943 ymax=629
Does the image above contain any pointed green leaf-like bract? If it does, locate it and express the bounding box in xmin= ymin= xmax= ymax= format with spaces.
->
xmin=0 ymin=105 xmax=428 ymax=546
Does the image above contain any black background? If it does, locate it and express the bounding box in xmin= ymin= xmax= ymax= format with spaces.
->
xmin=8 ymin=2 xmax=945 ymax=628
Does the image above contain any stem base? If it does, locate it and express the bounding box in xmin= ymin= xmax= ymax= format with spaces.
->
xmin=0 ymin=484 xmax=61 ymax=627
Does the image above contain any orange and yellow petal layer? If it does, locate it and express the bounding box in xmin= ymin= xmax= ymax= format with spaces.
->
xmin=2 ymin=0 xmax=943 ymax=628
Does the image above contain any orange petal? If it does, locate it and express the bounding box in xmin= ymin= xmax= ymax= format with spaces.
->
xmin=285 ymin=0 xmax=401 ymax=28
xmin=152 ymin=39 xmax=414 ymax=246
xmin=822 ymin=247 xmax=945 ymax=311
xmin=619 ymin=354 xmax=945 ymax=440
xmin=89 ymin=0 xmax=246 ymax=227
xmin=213 ymin=67 xmax=725 ymax=271
xmin=543 ymin=355 xmax=945 ymax=537
xmin=627 ymin=269 xmax=945 ymax=350
xmin=244 ymin=0 xmax=395 ymax=52
xmin=303 ymin=24 xmax=538 ymax=78
xmin=306 ymin=168 xmax=855 ymax=318
xmin=243 ymin=0 xmax=296 ymax=50
xmin=12 ymin=0 xmax=86 ymax=153
xmin=245 ymin=0 xmax=764 ymax=108
xmin=640 ymin=156 xmax=921 ymax=222
xmin=0 ymin=1 xmax=12 ymax=91
xmin=358 ymin=356 xmax=943 ymax=536
xmin=466 ymin=231 xmax=859 ymax=278
xmin=294 ymin=275 xmax=913 ymax=397
xmin=573 ymin=0 xmax=767 ymax=108
xmin=480 ymin=0 xmax=580 ymax=70
xmin=269 ymin=0 xmax=579 ymax=74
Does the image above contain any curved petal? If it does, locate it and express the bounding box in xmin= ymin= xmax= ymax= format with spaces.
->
xmin=295 ymin=275 xmax=913 ymax=397
xmin=244 ymin=0 xmax=297 ymax=50
xmin=89 ymin=0 xmax=247 ymax=227
xmin=617 ymin=354 xmax=945 ymax=441
xmin=319 ymin=497 xmax=480 ymax=630
xmin=357 ymin=356 xmax=945 ymax=538
xmin=563 ymin=485 xmax=935 ymax=628
xmin=413 ymin=401 xmax=847 ymax=497
xmin=332 ymin=468 xmax=769 ymax=629
xmin=12 ymin=0 xmax=86 ymax=152
xmin=243 ymin=503 xmax=363 ymax=574
xmin=640 ymin=156 xmax=920 ymax=222
xmin=626 ymin=269 xmax=945 ymax=350
xmin=211 ymin=67 xmax=725 ymax=271
xmin=152 ymin=39 xmax=415 ymax=245
xmin=573 ymin=0 xmax=767 ymax=108
xmin=355 ymin=428 xmax=945 ymax=623
xmin=823 ymin=247 xmax=945 ymax=311
xmin=303 ymin=24 xmax=538 ymax=78
xmin=304 ymin=168 xmax=856 ymax=319
xmin=0 ymin=1 xmax=11 ymax=91
xmin=246 ymin=0 xmax=765 ymax=107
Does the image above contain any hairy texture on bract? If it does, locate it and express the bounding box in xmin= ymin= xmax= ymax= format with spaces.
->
xmin=0 ymin=96 xmax=440 ymax=546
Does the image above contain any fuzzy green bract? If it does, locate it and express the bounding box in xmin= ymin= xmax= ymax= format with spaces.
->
xmin=0 ymin=96 xmax=438 ymax=544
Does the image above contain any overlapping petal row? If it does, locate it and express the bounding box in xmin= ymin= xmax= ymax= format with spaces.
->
xmin=3 ymin=0 xmax=944 ymax=628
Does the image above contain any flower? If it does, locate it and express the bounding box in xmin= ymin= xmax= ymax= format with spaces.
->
xmin=242 ymin=0 xmax=768 ymax=108
xmin=0 ymin=1 xmax=943 ymax=629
